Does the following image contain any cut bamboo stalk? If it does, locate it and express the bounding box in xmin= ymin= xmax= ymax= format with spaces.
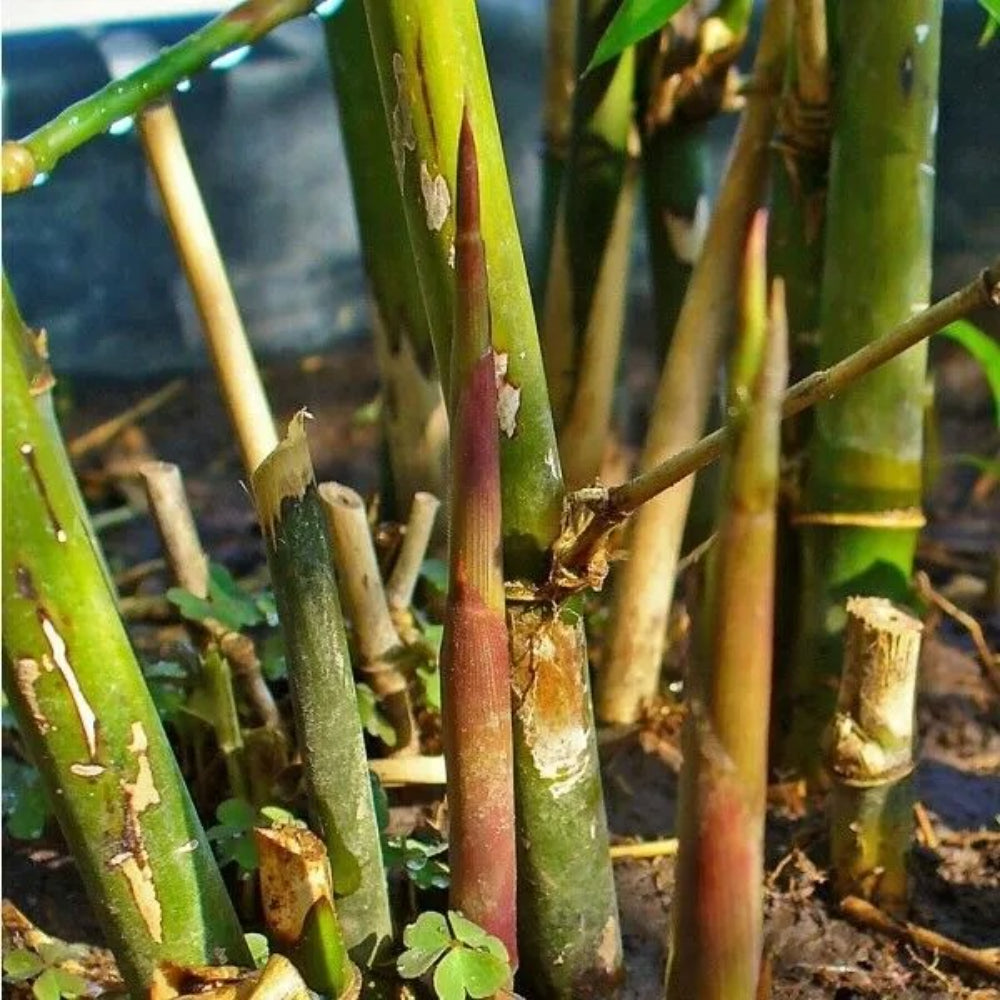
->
xmin=541 ymin=0 xmax=637 ymax=490
xmin=826 ymin=597 xmax=922 ymax=915
xmin=2 ymin=0 xmax=317 ymax=192
xmin=255 ymin=824 xmax=359 ymax=998
xmin=784 ymin=0 xmax=942 ymax=777
xmin=140 ymin=460 xmax=282 ymax=733
xmin=138 ymin=101 xmax=277 ymax=477
xmin=386 ymin=491 xmax=442 ymax=613
xmin=597 ymin=0 xmax=791 ymax=725
xmin=251 ymin=414 xmax=392 ymax=962
xmin=319 ymin=481 xmax=419 ymax=756
xmin=2 ymin=315 xmax=248 ymax=991
xmin=438 ymin=113 xmax=518 ymax=963
xmin=666 ymin=212 xmax=787 ymax=1000
xmin=324 ymin=0 xmax=448 ymax=518
xmin=368 ymin=754 xmax=446 ymax=786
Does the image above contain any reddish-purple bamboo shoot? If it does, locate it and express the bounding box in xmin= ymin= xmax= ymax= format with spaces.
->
xmin=440 ymin=108 xmax=517 ymax=966
xmin=666 ymin=209 xmax=787 ymax=999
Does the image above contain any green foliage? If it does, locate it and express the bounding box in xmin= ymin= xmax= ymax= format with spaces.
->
xmin=142 ymin=658 xmax=190 ymax=722
xmin=207 ymin=798 xmax=304 ymax=872
xmin=2 ymin=758 xmax=51 ymax=840
xmin=3 ymin=945 xmax=89 ymax=1000
xmin=260 ymin=632 xmax=288 ymax=682
xmin=167 ymin=562 xmax=277 ymax=632
xmin=949 ymin=453 xmax=1000 ymax=478
xmin=397 ymin=911 xmax=509 ymax=1000
xmin=384 ymin=834 xmax=450 ymax=890
xmin=244 ymin=933 xmax=270 ymax=970
xmin=587 ymin=0 xmax=689 ymax=73
xmin=356 ymin=683 xmax=398 ymax=747
xmin=420 ymin=558 xmax=449 ymax=598
xmin=938 ymin=320 xmax=1000 ymax=422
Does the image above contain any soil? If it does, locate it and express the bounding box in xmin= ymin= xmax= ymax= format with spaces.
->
xmin=4 ymin=339 xmax=999 ymax=999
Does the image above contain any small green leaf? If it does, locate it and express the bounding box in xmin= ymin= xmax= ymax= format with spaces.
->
xmin=166 ymin=588 xmax=219 ymax=625
xmin=370 ymin=773 xmax=390 ymax=835
xmin=3 ymin=949 xmax=45 ymax=981
xmin=397 ymin=943 xmax=447 ymax=980
xmin=3 ymin=759 xmax=50 ymax=840
xmin=938 ymin=320 xmax=1000 ymax=422
xmin=356 ymin=683 xmax=398 ymax=747
xmin=447 ymin=912 xmax=507 ymax=962
xmin=260 ymin=633 xmax=287 ymax=682
xmin=259 ymin=805 xmax=303 ymax=829
xmin=432 ymin=949 xmax=466 ymax=1000
xmin=31 ymin=969 xmax=61 ymax=1000
xmin=980 ymin=14 xmax=998 ymax=47
xmin=245 ymin=933 xmax=270 ymax=969
xmin=420 ymin=558 xmax=449 ymax=596
xmin=215 ymin=797 xmax=257 ymax=831
xmin=403 ymin=911 xmax=452 ymax=954
xmin=208 ymin=563 xmax=264 ymax=628
xmin=978 ymin=0 xmax=1000 ymax=23
xmin=417 ymin=661 xmax=442 ymax=713
xmin=230 ymin=836 xmax=260 ymax=872
xmin=587 ymin=0 xmax=689 ymax=73
xmin=50 ymin=970 xmax=88 ymax=998
xmin=949 ymin=453 xmax=1000 ymax=478
xmin=456 ymin=949 xmax=509 ymax=998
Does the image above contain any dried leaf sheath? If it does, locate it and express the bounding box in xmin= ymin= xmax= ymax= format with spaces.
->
xmin=1 ymin=310 xmax=248 ymax=991
xmin=667 ymin=213 xmax=787 ymax=1000
xmin=440 ymin=113 xmax=517 ymax=963
xmin=251 ymin=414 xmax=392 ymax=962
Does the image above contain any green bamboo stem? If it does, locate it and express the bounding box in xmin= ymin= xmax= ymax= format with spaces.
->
xmin=138 ymin=101 xmax=278 ymax=477
xmin=541 ymin=0 xmax=636 ymax=489
xmin=596 ymin=0 xmax=791 ymax=725
xmin=2 ymin=0 xmax=317 ymax=193
xmin=2 ymin=316 xmax=248 ymax=991
xmin=769 ymin=0 xmax=829 ymax=389
xmin=666 ymin=211 xmax=787 ymax=1000
xmin=784 ymin=0 xmax=942 ymax=778
xmin=251 ymin=414 xmax=392 ymax=963
xmin=825 ymin=598 xmax=922 ymax=916
xmin=362 ymin=7 xmax=622 ymax=991
xmin=637 ymin=3 xmax=748 ymax=358
xmin=363 ymin=0 xmax=563 ymax=581
xmin=439 ymin=114 xmax=517 ymax=961
xmin=538 ymin=0 xmax=579 ymax=293
xmin=255 ymin=824 xmax=358 ymax=997
xmin=324 ymin=0 xmax=448 ymax=518
xmin=2 ymin=275 xmax=116 ymax=595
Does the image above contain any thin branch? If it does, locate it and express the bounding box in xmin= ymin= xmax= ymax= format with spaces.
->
xmin=2 ymin=0 xmax=317 ymax=192
xmin=138 ymin=101 xmax=277 ymax=476
xmin=68 ymin=379 xmax=185 ymax=458
xmin=609 ymin=838 xmax=679 ymax=861
xmin=556 ymin=258 xmax=1000 ymax=586
xmin=840 ymin=896 xmax=1000 ymax=981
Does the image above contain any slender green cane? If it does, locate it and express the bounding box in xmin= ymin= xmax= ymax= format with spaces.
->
xmin=251 ymin=414 xmax=392 ymax=963
xmin=666 ymin=212 xmax=786 ymax=1000
xmin=362 ymin=4 xmax=622 ymax=992
xmin=541 ymin=0 xmax=636 ymax=489
xmin=362 ymin=0 xmax=563 ymax=580
xmin=784 ymin=0 xmax=942 ymax=777
xmin=2 ymin=0 xmax=318 ymax=193
xmin=596 ymin=0 xmax=791 ymax=725
xmin=324 ymin=0 xmax=447 ymax=517
xmin=2 ymin=316 xmax=248 ymax=992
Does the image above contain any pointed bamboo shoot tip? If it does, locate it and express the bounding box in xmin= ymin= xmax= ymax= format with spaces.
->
xmin=251 ymin=409 xmax=315 ymax=543
xmin=457 ymin=107 xmax=479 ymax=237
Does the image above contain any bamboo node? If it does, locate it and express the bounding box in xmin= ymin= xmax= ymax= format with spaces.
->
xmin=792 ymin=508 xmax=926 ymax=529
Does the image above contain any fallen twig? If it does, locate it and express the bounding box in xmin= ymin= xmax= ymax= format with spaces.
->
xmin=840 ymin=896 xmax=1000 ymax=981
xmin=67 ymin=378 xmax=185 ymax=458
xmin=916 ymin=570 xmax=1000 ymax=699
xmin=368 ymin=755 xmax=446 ymax=786
xmin=914 ymin=801 xmax=939 ymax=849
xmin=609 ymin=838 xmax=679 ymax=861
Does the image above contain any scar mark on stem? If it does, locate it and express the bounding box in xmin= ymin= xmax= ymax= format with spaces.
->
xmin=391 ymin=52 xmax=416 ymax=172
xmin=493 ymin=352 xmax=522 ymax=438
xmin=40 ymin=614 xmax=97 ymax=758
xmin=15 ymin=564 xmax=38 ymax=600
xmin=420 ymin=162 xmax=451 ymax=231
xmin=19 ymin=444 xmax=67 ymax=542
xmin=13 ymin=658 xmax=51 ymax=734
xmin=70 ymin=762 xmax=106 ymax=778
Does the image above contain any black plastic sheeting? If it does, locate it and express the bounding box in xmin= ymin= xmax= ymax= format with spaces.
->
xmin=2 ymin=1 xmax=997 ymax=377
